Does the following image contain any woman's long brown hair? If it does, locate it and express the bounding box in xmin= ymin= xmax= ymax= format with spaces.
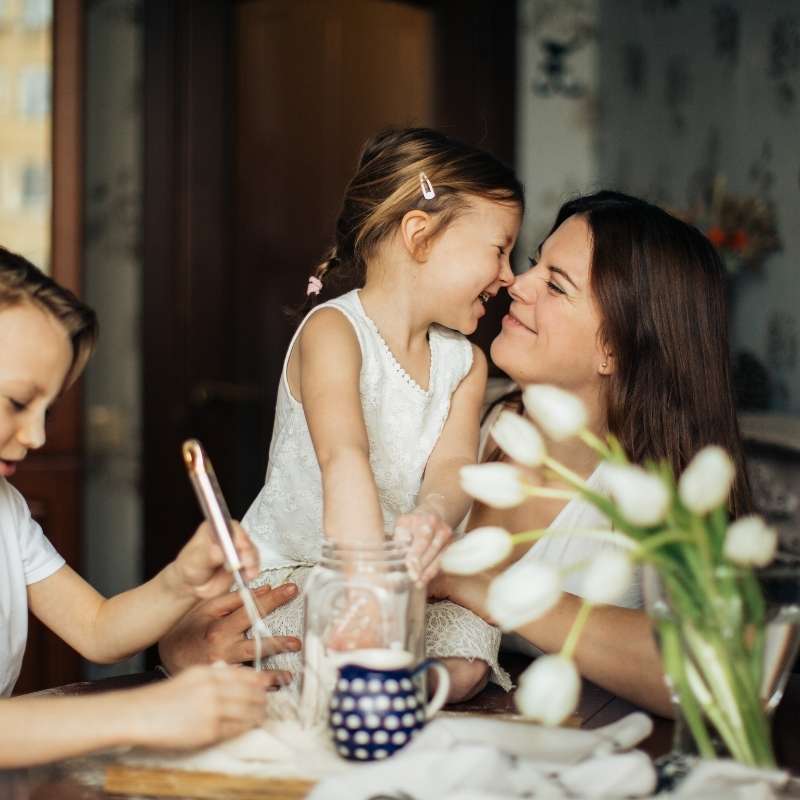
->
xmin=490 ymin=190 xmax=751 ymax=517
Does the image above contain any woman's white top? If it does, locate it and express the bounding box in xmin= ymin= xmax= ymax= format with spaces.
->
xmin=480 ymin=400 xmax=643 ymax=608
xmin=242 ymin=289 xmax=474 ymax=569
xmin=0 ymin=478 xmax=65 ymax=696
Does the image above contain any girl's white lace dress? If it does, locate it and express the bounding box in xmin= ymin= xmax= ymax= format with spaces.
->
xmin=242 ymin=289 xmax=510 ymax=688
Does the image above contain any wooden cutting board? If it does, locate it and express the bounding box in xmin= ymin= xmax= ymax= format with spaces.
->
xmin=104 ymin=764 xmax=316 ymax=799
xmin=102 ymin=709 xmax=578 ymax=798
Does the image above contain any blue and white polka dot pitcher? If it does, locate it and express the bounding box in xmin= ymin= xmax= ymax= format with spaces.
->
xmin=329 ymin=651 xmax=450 ymax=762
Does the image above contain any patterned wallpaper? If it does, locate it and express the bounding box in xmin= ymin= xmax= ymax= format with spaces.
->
xmin=596 ymin=0 xmax=800 ymax=414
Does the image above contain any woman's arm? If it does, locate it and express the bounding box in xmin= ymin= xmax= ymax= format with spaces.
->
xmin=297 ymin=309 xmax=385 ymax=544
xmin=433 ymin=571 xmax=673 ymax=718
xmin=397 ymin=346 xmax=488 ymax=581
xmin=28 ymin=521 xmax=259 ymax=664
xmin=0 ymin=664 xmax=272 ymax=768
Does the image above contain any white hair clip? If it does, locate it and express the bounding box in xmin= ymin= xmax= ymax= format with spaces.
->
xmin=306 ymin=276 xmax=323 ymax=296
xmin=419 ymin=172 xmax=436 ymax=200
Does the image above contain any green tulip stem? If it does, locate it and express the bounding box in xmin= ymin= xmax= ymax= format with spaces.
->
xmin=659 ymin=618 xmax=717 ymax=758
xmin=523 ymin=486 xmax=579 ymax=501
xmin=509 ymin=528 xmax=549 ymax=545
xmin=510 ymin=528 xmax=639 ymax=551
xmin=635 ymin=530 xmax=695 ymax=554
xmin=542 ymin=456 xmax=588 ymax=490
xmin=690 ymin=515 xmax=714 ymax=572
xmin=561 ymin=600 xmax=593 ymax=661
xmin=578 ymin=428 xmax=611 ymax=459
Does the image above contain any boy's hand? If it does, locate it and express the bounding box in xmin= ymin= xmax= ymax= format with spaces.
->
xmin=395 ymin=499 xmax=453 ymax=585
xmin=129 ymin=664 xmax=274 ymax=749
xmin=167 ymin=521 xmax=261 ymax=599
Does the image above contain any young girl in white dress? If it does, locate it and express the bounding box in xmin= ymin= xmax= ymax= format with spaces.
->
xmin=0 ymin=247 xmax=284 ymax=767
xmin=242 ymin=128 xmax=523 ymax=701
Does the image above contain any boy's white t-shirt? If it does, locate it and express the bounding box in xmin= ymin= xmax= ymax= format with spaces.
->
xmin=0 ymin=477 xmax=65 ymax=696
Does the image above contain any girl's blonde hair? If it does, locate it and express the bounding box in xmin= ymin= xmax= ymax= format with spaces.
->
xmin=299 ymin=127 xmax=524 ymax=312
xmin=0 ymin=246 xmax=98 ymax=387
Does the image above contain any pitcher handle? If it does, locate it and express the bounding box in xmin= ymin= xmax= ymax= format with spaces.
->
xmin=411 ymin=658 xmax=450 ymax=719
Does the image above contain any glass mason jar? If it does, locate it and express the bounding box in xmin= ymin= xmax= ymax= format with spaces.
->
xmin=299 ymin=540 xmax=426 ymax=728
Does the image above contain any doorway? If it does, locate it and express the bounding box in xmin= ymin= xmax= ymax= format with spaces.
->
xmin=142 ymin=0 xmax=517 ymax=588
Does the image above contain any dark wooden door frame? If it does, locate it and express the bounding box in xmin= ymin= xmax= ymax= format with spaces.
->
xmin=141 ymin=0 xmax=517 ymax=590
xmin=142 ymin=0 xmax=236 ymax=581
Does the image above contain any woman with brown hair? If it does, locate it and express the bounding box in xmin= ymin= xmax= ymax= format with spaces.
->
xmin=431 ymin=190 xmax=750 ymax=716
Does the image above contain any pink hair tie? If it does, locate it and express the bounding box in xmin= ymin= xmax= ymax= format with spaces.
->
xmin=306 ymin=276 xmax=323 ymax=296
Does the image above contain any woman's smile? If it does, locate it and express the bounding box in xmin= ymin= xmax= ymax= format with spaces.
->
xmin=501 ymin=307 xmax=537 ymax=334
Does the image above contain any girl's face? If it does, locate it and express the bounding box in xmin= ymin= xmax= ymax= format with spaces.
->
xmin=490 ymin=214 xmax=608 ymax=398
xmin=0 ymin=303 xmax=72 ymax=477
xmin=422 ymin=196 xmax=521 ymax=335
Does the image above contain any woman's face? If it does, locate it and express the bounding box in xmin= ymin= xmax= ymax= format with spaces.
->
xmin=0 ymin=303 xmax=72 ymax=477
xmin=490 ymin=214 xmax=609 ymax=398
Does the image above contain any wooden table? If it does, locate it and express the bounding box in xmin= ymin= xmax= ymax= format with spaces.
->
xmin=3 ymin=659 xmax=799 ymax=799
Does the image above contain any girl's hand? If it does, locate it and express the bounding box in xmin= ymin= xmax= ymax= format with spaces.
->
xmin=168 ymin=521 xmax=261 ymax=600
xmin=128 ymin=664 xmax=273 ymax=749
xmin=395 ymin=504 xmax=453 ymax=584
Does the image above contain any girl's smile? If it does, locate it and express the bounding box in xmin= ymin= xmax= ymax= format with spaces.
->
xmin=0 ymin=458 xmax=21 ymax=477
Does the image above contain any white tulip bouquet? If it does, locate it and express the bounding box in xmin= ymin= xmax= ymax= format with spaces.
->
xmin=443 ymin=385 xmax=779 ymax=767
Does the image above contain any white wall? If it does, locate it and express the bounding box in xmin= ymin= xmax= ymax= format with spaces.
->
xmin=516 ymin=0 xmax=600 ymax=266
xmin=596 ymin=0 xmax=800 ymax=414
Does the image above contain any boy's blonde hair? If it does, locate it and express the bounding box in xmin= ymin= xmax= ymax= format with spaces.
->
xmin=300 ymin=128 xmax=524 ymax=311
xmin=0 ymin=246 xmax=98 ymax=387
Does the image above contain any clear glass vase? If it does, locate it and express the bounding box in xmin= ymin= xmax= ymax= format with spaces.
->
xmin=644 ymin=556 xmax=800 ymax=786
xmin=299 ymin=540 xmax=426 ymax=728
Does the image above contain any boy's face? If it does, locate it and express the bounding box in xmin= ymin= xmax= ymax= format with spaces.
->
xmin=0 ymin=303 xmax=72 ymax=476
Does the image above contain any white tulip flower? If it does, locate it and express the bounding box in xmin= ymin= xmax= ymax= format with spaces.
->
xmin=678 ymin=445 xmax=736 ymax=515
xmin=515 ymin=655 xmax=581 ymax=726
xmin=487 ymin=561 xmax=562 ymax=630
xmin=491 ymin=410 xmax=547 ymax=467
xmin=522 ymin=385 xmax=588 ymax=441
xmin=459 ymin=463 xmax=527 ymax=509
xmin=723 ymin=515 xmax=778 ymax=568
xmin=604 ymin=464 xmax=671 ymax=527
xmin=440 ymin=527 xmax=514 ymax=575
xmin=582 ymin=550 xmax=634 ymax=605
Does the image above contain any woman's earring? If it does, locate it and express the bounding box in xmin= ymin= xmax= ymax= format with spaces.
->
xmin=601 ymin=361 xmax=608 ymax=369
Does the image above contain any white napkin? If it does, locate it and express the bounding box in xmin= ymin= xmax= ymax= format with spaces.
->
xmin=668 ymin=759 xmax=790 ymax=799
xmin=308 ymin=712 xmax=658 ymax=800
